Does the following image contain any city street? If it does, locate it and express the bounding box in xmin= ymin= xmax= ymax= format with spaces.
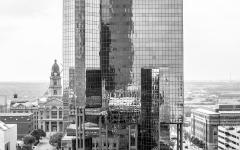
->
xmin=36 ymin=138 xmax=56 ymax=150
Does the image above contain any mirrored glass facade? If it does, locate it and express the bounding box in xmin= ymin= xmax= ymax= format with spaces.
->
xmin=63 ymin=0 xmax=76 ymax=127
xmin=63 ymin=0 xmax=183 ymax=149
xmin=63 ymin=0 xmax=76 ymax=90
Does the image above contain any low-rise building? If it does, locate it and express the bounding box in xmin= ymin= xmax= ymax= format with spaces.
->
xmin=62 ymin=122 xmax=100 ymax=150
xmin=218 ymin=126 xmax=240 ymax=150
xmin=61 ymin=122 xmax=120 ymax=150
xmin=191 ymin=104 xmax=240 ymax=150
xmin=0 ymin=121 xmax=17 ymax=150
xmin=92 ymin=134 xmax=119 ymax=150
xmin=0 ymin=113 xmax=33 ymax=139
xmin=10 ymin=101 xmax=39 ymax=129
xmin=61 ymin=135 xmax=75 ymax=150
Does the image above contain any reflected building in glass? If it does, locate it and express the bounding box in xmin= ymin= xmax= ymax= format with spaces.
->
xmin=63 ymin=0 xmax=183 ymax=149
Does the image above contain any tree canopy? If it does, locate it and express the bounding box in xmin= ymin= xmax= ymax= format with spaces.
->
xmin=191 ymin=137 xmax=205 ymax=148
xmin=49 ymin=133 xmax=64 ymax=148
xmin=30 ymin=129 xmax=46 ymax=141
xmin=23 ymin=135 xmax=36 ymax=145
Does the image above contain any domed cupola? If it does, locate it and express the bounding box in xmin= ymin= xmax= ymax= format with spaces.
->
xmin=51 ymin=60 xmax=60 ymax=76
xmin=49 ymin=59 xmax=62 ymax=97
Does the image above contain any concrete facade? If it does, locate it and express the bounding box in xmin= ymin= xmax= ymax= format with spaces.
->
xmin=191 ymin=104 xmax=240 ymax=150
xmin=0 ymin=121 xmax=17 ymax=150
xmin=218 ymin=126 xmax=240 ymax=150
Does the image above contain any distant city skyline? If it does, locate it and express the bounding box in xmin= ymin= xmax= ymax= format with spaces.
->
xmin=0 ymin=0 xmax=240 ymax=82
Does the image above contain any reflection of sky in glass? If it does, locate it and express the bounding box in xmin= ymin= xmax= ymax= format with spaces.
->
xmin=63 ymin=0 xmax=75 ymax=89
xmin=99 ymin=1 xmax=183 ymax=148
xmin=63 ymin=0 xmax=183 ymax=148
xmin=86 ymin=0 xmax=100 ymax=69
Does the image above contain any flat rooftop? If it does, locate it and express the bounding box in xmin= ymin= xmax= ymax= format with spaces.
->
xmin=219 ymin=111 xmax=240 ymax=114
xmin=0 ymin=121 xmax=16 ymax=131
xmin=0 ymin=113 xmax=33 ymax=116
xmin=194 ymin=108 xmax=219 ymax=115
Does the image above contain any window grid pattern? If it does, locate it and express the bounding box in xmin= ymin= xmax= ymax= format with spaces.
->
xmin=63 ymin=0 xmax=76 ymax=90
xmin=63 ymin=0 xmax=183 ymax=149
xmin=99 ymin=0 xmax=183 ymax=149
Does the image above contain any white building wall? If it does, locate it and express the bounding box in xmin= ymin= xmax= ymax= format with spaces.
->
xmin=0 ymin=124 xmax=17 ymax=150
xmin=218 ymin=126 xmax=240 ymax=150
xmin=0 ymin=129 xmax=4 ymax=150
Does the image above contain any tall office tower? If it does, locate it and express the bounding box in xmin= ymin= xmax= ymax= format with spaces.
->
xmin=63 ymin=0 xmax=76 ymax=128
xmin=100 ymin=0 xmax=184 ymax=149
xmin=63 ymin=0 xmax=75 ymax=90
xmin=62 ymin=1 xmax=86 ymax=148
xmin=63 ymin=0 xmax=183 ymax=149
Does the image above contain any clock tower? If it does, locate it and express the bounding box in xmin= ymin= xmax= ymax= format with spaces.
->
xmin=49 ymin=60 xmax=62 ymax=97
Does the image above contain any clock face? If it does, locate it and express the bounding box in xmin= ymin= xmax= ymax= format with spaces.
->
xmin=54 ymin=72 xmax=57 ymax=76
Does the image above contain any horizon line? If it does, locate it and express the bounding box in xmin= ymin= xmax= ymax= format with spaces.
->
xmin=1 ymin=80 xmax=240 ymax=83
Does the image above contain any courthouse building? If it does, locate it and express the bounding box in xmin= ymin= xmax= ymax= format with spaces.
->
xmin=38 ymin=60 xmax=63 ymax=137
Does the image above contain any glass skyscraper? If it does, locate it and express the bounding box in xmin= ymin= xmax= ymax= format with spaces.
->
xmin=63 ymin=0 xmax=183 ymax=149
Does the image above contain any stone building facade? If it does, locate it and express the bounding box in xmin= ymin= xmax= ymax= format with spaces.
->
xmin=49 ymin=60 xmax=62 ymax=97
xmin=10 ymin=101 xmax=38 ymax=129
xmin=38 ymin=60 xmax=63 ymax=137
xmin=38 ymin=98 xmax=63 ymax=137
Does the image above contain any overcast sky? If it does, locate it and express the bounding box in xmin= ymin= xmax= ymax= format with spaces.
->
xmin=0 ymin=0 xmax=240 ymax=82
